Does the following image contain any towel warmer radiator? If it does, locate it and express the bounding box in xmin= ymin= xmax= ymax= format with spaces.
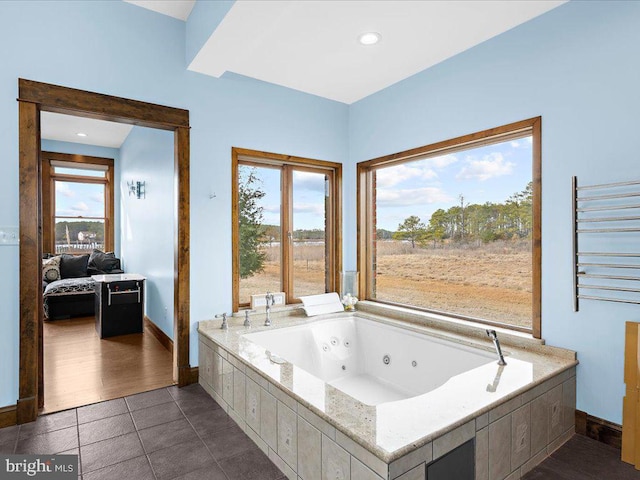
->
xmin=573 ymin=176 xmax=640 ymax=311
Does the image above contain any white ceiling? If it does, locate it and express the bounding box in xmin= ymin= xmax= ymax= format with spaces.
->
xmin=188 ymin=0 xmax=566 ymax=104
xmin=124 ymin=0 xmax=195 ymax=21
xmin=41 ymin=112 xmax=134 ymax=149
xmin=40 ymin=2 xmax=568 ymax=157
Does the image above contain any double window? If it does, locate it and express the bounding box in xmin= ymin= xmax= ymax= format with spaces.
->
xmin=42 ymin=152 xmax=115 ymax=255
xmin=232 ymin=148 xmax=342 ymax=310
xmin=357 ymin=118 xmax=541 ymax=336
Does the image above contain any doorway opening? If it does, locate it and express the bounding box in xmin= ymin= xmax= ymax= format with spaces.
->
xmin=17 ymin=79 xmax=193 ymax=423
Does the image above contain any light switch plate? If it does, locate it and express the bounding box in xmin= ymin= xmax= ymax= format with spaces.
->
xmin=251 ymin=292 xmax=286 ymax=310
xmin=0 ymin=226 xmax=19 ymax=245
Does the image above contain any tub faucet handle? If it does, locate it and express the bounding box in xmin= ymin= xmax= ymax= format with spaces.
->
xmin=215 ymin=312 xmax=229 ymax=330
xmin=244 ymin=310 xmax=255 ymax=327
xmin=486 ymin=329 xmax=507 ymax=366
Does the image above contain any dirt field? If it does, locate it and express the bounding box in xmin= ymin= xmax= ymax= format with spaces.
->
xmin=240 ymin=241 xmax=532 ymax=329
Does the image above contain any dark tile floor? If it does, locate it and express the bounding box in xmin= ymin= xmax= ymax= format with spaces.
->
xmin=0 ymin=384 xmax=286 ymax=480
xmin=523 ymin=434 xmax=640 ymax=480
xmin=2 ymin=385 xmax=640 ymax=479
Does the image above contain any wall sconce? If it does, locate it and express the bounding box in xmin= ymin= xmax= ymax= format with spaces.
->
xmin=127 ymin=180 xmax=145 ymax=199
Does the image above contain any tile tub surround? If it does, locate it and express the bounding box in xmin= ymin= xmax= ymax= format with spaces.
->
xmin=198 ymin=309 xmax=577 ymax=480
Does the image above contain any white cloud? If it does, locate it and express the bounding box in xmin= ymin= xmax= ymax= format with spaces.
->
xmin=293 ymin=171 xmax=325 ymax=192
xmin=376 ymin=164 xmax=438 ymax=188
xmin=293 ymin=203 xmax=324 ymax=216
xmin=456 ymin=152 xmax=514 ymax=182
xmin=510 ymin=141 xmax=520 ymax=148
xmin=377 ymin=187 xmax=453 ymax=207
xmin=525 ymin=136 xmax=533 ymax=144
xmin=263 ymin=204 xmax=280 ymax=214
xmin=422 ymin=154 xmax=458 ymax=169
xmin=376 ymin=154 xmax=458 ymax=188
xmin=70 ymin=202 xmax=89 ymax=212
xmin=55 ymin=182 xmax=75 ymax=198
xmin=90 ymin=193 xmax=104 ymax=204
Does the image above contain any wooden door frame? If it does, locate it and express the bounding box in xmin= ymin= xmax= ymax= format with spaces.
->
xmin=17 ymin=79 xmax=192 ymax=424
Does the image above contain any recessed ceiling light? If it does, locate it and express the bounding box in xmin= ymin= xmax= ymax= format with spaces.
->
xmin=76 ymin=132 xmax=87 ymax=137
xmin=358 ymin=32 xmax=381 ymax=46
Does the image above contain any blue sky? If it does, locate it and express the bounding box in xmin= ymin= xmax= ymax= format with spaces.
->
xmin=55 ymin=181 xmax=105 ymax=219
xmin=243 ymin=136 xmax=532 ymax=232
xmin=244 ymin=166 xmax=327 ymax=231
xmin=375 ymin=136 xmax=533 ymax=231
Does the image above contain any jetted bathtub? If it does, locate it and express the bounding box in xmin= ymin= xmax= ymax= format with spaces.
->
xmin=242 ymin=316 xmax=497 ymax=405
xmin=198 ymin=309 xmax=577 ymax=479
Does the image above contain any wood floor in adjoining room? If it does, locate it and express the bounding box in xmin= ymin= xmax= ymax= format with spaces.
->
xmin=43 ymin=316 xmax=174 ymax=414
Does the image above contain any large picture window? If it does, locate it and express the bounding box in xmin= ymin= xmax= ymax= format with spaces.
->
xmin=42 ymin=152 xmax=115 ymax=255
xmin=232 ymin=148 xmax=342 ymax=310
xmin=357 ymin=118 xmax=541 ymax=336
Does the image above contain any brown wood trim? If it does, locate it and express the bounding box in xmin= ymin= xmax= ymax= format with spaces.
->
xmin=174 ymin=126 xmax=191 ymax=387
xmin=41 ymin=157 xmax=52 ymax=256
xmin=41 ymin=151 xmax=115 ymax=254
xmin=231 ymin=147 xmax=342 ymax=311
xmin=233 ymin=147 xmax=342 ymax=170
xmin=231 ymin=149 xmax=240 ymax=310
xmin=333 ymin=167 xmax=343 ymax=295
xmin=144 ymin=315 xmax=173 ymax=354
xmin=356 ymin=163 xmax=372 ymax=301
xmin=357 ymin=117 xmax=542 ymax=338
xmin=18 ymin=79 xmax=191 ymax=423
xmin=531 ymin=117 xmax=542 ymax=339
xmin=187 ymin=367 xmax=199 ymax=385
xmin=18 ymin=100 xmax=41 ymax=425
xmin=19 ymin=79 xmax=188 ymax=129
xmin=282 ymin=165 xmax=293 ymax=299
xmin=0 ymin=405 xmax=17 ymax=428
xmin=40 ymin=151 xmax=115 ymax=166
xmin=358 ymin=117 xmax=538 ymax=170
xmin=576 ymin=410 xmax=622 ymax=449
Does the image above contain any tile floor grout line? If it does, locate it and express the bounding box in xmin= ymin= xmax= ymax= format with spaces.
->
xmin=172 ymin=390 xmax=232 ymax=480
xmin=12 ymin=424 xmax=19 ymax=454
xmin=75 ymin=407 xmax=83 ymax=478
xmin=129 ymin=392 xmax=159 ymax=480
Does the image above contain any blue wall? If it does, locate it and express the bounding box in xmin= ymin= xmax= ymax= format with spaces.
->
xmin=348 ymin=1 xmax=640 ymax=423
xmin=0 ymin=1 xmax=348 ymax=408
xmin=119 ymin=127 xmax=175 ymax=339
xmin=2 ymin=0 xmax=636 ymax=426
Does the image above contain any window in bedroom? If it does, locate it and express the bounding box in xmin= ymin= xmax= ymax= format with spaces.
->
xmin=232 ymin=148 xmax=342 ymax=310
xmin=42 ymin=152 xmax=115 ymax=255
xmin=357 ymin=118 xmax=541 ymax=337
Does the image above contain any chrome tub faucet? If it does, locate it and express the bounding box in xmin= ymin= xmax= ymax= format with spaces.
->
xmin=244 ymin=309 xmax=255 ymax=327
xmin=215 ymin=312 xmax=228 ymax=330
xmin=265 ymin=292 xmax=274 ymax=326
xmin=486 ymin=329 xmax=507 ymax=366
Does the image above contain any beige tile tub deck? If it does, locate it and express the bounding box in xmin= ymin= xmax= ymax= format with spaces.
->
xmin=198 ymin=308 xmax=577 ymax=480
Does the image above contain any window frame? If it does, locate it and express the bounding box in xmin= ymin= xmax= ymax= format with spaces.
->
xmin=42 ymin=151 xmax=115 ymax=255
xmin=356 ymin=118 xmax=541 ymax=338
xmin=232 ymin=147 xmax=342 ymax=311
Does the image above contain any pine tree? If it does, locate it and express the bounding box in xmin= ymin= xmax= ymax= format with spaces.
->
xmin=239 ymin=168 xmax=266 ymax=278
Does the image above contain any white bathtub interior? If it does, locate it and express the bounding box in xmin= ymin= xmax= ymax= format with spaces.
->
xmin=242 ymin=316 xmax=497 ymax=405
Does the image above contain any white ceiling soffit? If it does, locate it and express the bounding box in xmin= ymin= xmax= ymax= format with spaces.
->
xmin=124 ymin=0 xmax=195 ymax=21
xmin=189 ymin=0 xmax=566 ymax=104
xmin=41 ymin=112 xmax=134 ymax=149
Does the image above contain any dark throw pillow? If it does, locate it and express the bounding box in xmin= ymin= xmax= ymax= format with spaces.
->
xmin=59 ymin=254 xmax=90 ymax=279
xmin=87 ymin=250 xmax=121 ymax=275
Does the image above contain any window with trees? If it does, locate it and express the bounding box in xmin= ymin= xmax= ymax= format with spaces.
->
xmin=232 ymin=148 xmax=342 ymax=310
xmin=42 ymin=152 xmax=115 ymax=255
xmin=357 ymin=118 xmax=541 ymax=336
